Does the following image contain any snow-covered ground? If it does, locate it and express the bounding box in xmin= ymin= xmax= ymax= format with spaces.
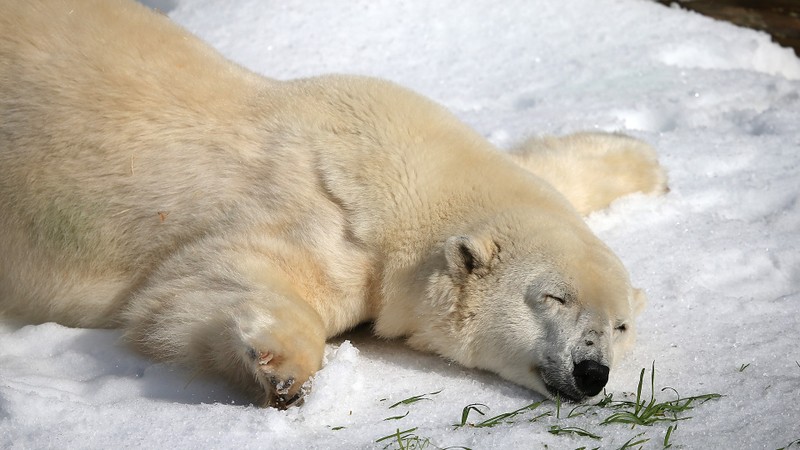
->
xmin=2 ymin=0 xmax=799 ymax=448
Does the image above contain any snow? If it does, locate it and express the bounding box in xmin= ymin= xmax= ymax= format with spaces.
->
xmin=2 ymin=0 xmax=799 ymax=448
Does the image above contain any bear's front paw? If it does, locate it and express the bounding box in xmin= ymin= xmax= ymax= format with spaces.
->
xmin=245 ymin=346 xmax=315 ymax=408
xmin=232 ymin=296 xmax=326 ymax=408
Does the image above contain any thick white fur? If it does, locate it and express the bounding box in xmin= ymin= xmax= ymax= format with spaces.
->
xmin=508 ymin=132 xmax=668 ymax=216
xmin=0 ymin=0 xmax=667 ymax=406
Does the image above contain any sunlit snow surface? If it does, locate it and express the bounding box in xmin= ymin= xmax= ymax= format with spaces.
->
xmin=2 ymin=0 xmax=799 ymax=448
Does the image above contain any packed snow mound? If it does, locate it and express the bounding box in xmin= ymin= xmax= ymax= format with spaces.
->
xmin=655 ymin=6 xmax=800 ymax=80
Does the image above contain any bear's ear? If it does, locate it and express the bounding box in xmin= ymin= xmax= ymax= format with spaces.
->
xmin=445 ymin=235 xmax=496 ymax=280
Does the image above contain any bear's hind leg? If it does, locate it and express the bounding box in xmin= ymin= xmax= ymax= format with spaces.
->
xmin=507 ymin=132 xmax=668 ymax=215
xmin=121 ymin=243 xmax=326 ymax=408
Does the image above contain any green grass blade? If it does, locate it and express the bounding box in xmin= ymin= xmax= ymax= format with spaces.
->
xmin=384 ymin=411 xmax=410 ymax=421
xmin=777 ymin=438 xmax=800 ymax=450
xmin=455 ymin=403 xmax=488 ymax=427
xmin=600 ymin=411 xmax=645 ymax=426
xmin=547 ymin=425 xmax=601 ymax=440
xmin=594 ymin=390 xmax=615 ymax=407
xmin=650 ymin=361 xmax=656 ymax=405
xmin=375 ymin=427 xmax=418 ymax=444
xmin=474 ymin=411 xmax=515 ymax=428
xmin=618 ymin=432 xmax=649 ymax=449
xmin=634 ymin=368 xmax=645 ymax=415
xmin=556 ymin=393 xmax=562 ymax=418
xmin=568 ymin=404 xmax=590 ymax=418
xmin=663 ymin=424 xmax=675 ymax=448
xmin=529 ymin=411 xmax=552 ymax=422
xmin=389 ymin=390 xmax=442 ymax=409
xmin=472 ymin=401 xmax=542 ymax=428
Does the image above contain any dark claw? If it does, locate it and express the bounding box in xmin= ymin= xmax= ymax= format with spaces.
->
xmin=275 ymin=392 xmax=304 ymax=409
xmin=267 ymin=376 xmax=294 ymax=394
xmin=285 ymin=392 xmax=304 ymax=407
xmin=275 ymin=377 xmax=294 ymax=395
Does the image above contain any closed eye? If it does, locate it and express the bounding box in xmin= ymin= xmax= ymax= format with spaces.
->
xmin=545 ymin=294 xmax=566 ymax=305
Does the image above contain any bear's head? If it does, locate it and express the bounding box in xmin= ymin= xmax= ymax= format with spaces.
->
xmin=410 ymin=209 xmax=645 ymax=402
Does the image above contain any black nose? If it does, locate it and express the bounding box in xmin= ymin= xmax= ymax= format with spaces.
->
xmin=573 ymin=360 xmax=609 ymax=396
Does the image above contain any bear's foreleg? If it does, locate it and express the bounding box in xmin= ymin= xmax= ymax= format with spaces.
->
xmin=507 ymin=132 xmax=668 ymax=215
xmin=120 ymin=241 xmax=326 ymax=408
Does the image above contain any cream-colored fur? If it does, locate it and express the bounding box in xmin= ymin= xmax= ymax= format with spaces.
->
xmin=0 ymin=0 xmax=667 ymax=407
xmin=508 ymin=132 xmax=668 ymax=216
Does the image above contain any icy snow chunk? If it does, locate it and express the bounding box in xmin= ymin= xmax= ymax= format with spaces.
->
xmin=658 ymin=31 xmax=800 ymax=80
xmin=611 ymin=107 xmax=678 ymax=132
xmin=299 ymin=340 xmax=363 ymax=417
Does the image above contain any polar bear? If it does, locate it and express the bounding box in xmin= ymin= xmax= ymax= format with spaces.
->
xmin=0 ymin=0 xmax=666 ymax=408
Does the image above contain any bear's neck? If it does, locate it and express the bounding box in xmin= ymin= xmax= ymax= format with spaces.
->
xmin=263 ymin=77 xmax=573 ymax=337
